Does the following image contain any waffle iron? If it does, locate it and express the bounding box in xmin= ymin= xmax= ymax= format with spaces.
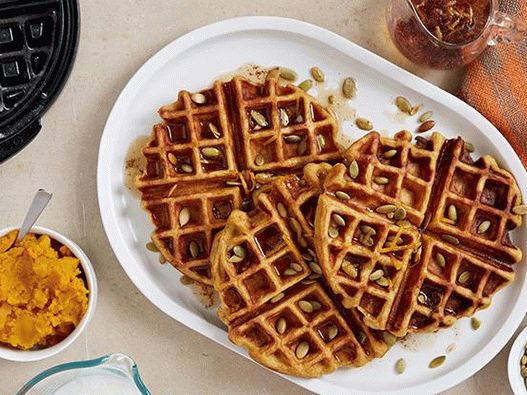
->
xmin=0 ymin=0 xmax=79 ymax=163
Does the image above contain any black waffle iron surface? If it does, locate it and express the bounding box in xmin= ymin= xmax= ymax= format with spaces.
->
xmin=0 ymin=0 xmax=79 ymax=163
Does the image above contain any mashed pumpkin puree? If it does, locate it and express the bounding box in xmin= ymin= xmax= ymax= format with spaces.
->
xmin=0 ymin=231 xmax=88 ymax=350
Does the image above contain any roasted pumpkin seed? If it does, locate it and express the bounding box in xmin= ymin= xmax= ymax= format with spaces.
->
xmin=276 ymin=318 xmax=287 ymax=334
xmin=342 ymin=77 xmax=357 ymax=99
xmin=394 ymin=207 xmax=407 ymax=221
xmin=336 ymin=191 xmax=351 ymax=200
xmin=310 ymin=262 xmax=322 ymax=275
xmin=417 ymin=120 xmax=436 ymax=133
xmin=291 ymin=263 xmax=303 ymax=272
xmin=181 ymin=164 xmax=193 ymax=173
xmin=447 ymin=204 xmax=458 ymax=222
xmin=146 ymin=242 xmax=158 ymax=252
xmin=464 ymin=142 xmax=475 ymax=152
xmin=327 ymin=325 xmax=339 ymax=341
xmin=189 ymin=241 xmax=200 ymax=258
xmin=255 ymin=155 xmax=265 ymax=166
xmin=436 ymin=252 xmax=446 ymax=268
xmin=317 ymin=135 xmax=326 ymax=151
xmin=279 ymin=67 xmax=298 ymax=81
xmin=233 ymin=245 xmax=247 ymax=258
xmin=208 ymin=122 xmax=221 ymax=138
xmin=295 ymin=342 xmax=310 ymax=359
xmin=349 ymin=160 xmax=359 ymax=179
xmin=329 ymin=227 xmax=339 ymax=239
xmin=284 ymin=268 xmax=297 ymax=276
xmin=202 ymin=147 xmax=221 ymax=158
xmin=395 ymin=96 xmax=412 ymax=114
xmin=251 ymin=110 xmax=268 ymax=127
xmin=419 ymin=111 xmax=433 ymax=123
xmin=342 ymin=261 xmax=358 ymax=278
xmin=477 ymin=220 xmax=491 ymax=234
xmin=410 ymin=104 xmax=421 ymax=116
xmin=284 ymin=134 xmax=302 ymax=143
xmin=280 ymin=109 xmax=290 ymax=126
xmin=277 ymin=202 xmax=288 ymax=218
xmin=360 ymin=225 xmax=377 ymax=235
xmin=361 ymin=235 xmax=374 ymax=247
xmin=458 ymin=271 xmax=471 ymax=284
xmin=382 ymin=331 xmax=397 ymax=346
xmin=376 ymin=276 xmax=390 ymax=287
xmin=369 ymin=269 xmax=384 ymax=281
xmin=297 ymin=139 xmax=307 ymax=155
xmin=383 ymin=149 xmax=398 ymax=159
xmin=357 ymin=331 xmax=367 ymax=344
xmin=513 ymin=204 xmax=527 ymax=215
xmin=376 ymin=204 xmax=397 ymax=214
xmin=429 ymin=356 xmax=446 ymax=369
xmin=356 ymin=117 xmax=373 ymax=131
xmin=299 ymin=300 xmax=314 ymax=313
xmin=298 ymin=79 xmax=313 ymax=91
xmin=328 ymin=95 xmax=336 ymax=105
xmin=471 ymin=317 xmax=481 ymax=330
xmin=311 ymin=301 xmax=322 ymax=311
xmin=179 ymin=207 xmax=190 ymax=226
xmin=442 ymin=234 xmax=460 ymax=245
xmin=191 ymin=92 xmax=207 ymax=105
xmin=228 ymin=255 xmax=244 ymax=263
xmin=395 ymin=358 xmax=406 ymax=374
xmin=310 ymin=67 xmax=325 ymax=82
xmin=374 ymin=176 xmax=389 ymax=185
xmin=167 ymin=153 xmax=177 ymax=165
xmin=270 ymin=293 xmax=285 ymax=303
xmin=417 ymin=292 xmax=427 ymax=304
xmin=332 ymin=213 xmax=346 ymax=227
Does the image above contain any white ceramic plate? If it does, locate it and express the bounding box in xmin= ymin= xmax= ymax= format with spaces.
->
xmin=97 ymin=17 xmax=527 ymax=395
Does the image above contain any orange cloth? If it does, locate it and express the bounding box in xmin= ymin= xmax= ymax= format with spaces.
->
xmin=459 ymin=0 xmax=527 ymax=165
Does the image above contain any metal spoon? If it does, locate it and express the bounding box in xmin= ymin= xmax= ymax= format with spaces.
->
xmin=17 ymin=189 xmax=53 ymax=242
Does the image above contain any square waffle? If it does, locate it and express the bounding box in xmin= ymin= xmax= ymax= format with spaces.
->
xmin=136 ymin=75 xmax=342 ymax=285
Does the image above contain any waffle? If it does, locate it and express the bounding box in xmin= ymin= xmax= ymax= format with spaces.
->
xmin=315 ymin=131 xmax=523 ymax=337
xmin=210 ymin=164 xmax=390 ymax=377
xmin=136 ymin=75 xmax=341 ymax=285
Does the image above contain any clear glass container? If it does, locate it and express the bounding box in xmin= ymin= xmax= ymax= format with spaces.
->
xmin=16 ymin=353 xmax=151 ymax=395
xmin=387 ymin=0 xmax=527 ymax=69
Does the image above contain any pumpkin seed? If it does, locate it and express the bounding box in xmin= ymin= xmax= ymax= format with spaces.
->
xmin=277 ymin=202 xmax=288 ymax=218
xmin=284 ymin=268 xmax=297 ymax=276
xmin=436 ymin=252 xmax=446 ymax=268
xmin=167 ymin=153 xmax=177 ymax=165
xmin=208 ymin=123 xmax=221 ymax=138
xmin=291 ymin=263 xmax=303 ymax=272
xmin=522 ymin=367 xmax=527 ymax=378
xmin=410 ymin=104 xmax=421 ymax=116
xmin=417 ymin=120 xmax=436 ymax=133
xmin=336 ymin=191 xmax=351 ymax=200
xmin=299 ymin=300 xmax=314 ymax=313
xmin=360 ymin=235 xmax=374 ymax=247
xmin=266 ymin=68 xmax=280 ymax=80
xmin=284 ymin=134 xmax=302 ymax=143
xmin=376 ymin=276 xmax=390 ymax=287
xmin=289 ymin=217 xmax=301 ymax=236
xmin=417 ymin=292 xmax=427 ymax=304
xmin=374 ymin=176 xmax=389 ymax=185
xmin=298 ymin=79 xmax=313 ymax=91
xmin=179 ymin=207 xmax=190 ymax=226
xmin=419 ymin=111 xmax=433 ymax=123
xmin=395 ymin=96 xmax=412 ymax=114
xmin=327 ymin=325 xmax=339 ymax=341
xmin=356 ymin=117 xmax=373 ymax=131
xmin=202 ymin=147 xmax=221 ymax=158
xmin=146 ymin=242 xmax=158 ymax=252
xmin=342 ymin=77 xmax=357 ymax=98
xmin=464 ymin=142 xmax=475 ymax=152
xmin=279 ymin=67 xmax=298 ymax=81
xmin=328 ymin=95 xmax=336 ymax=105
xmin=317 ymin=135 xmax=326 ymax=151
xmin=477 ymin=220 xmax=491 ymax=234
xmin=251 ymin=110 xmax=269 ymax=127
xmin=255 ymin=155 xmax=265 ymax=166
xmin=357 ymin=331 xmax=367 ymax=344
xmin=297 ymin=139 xmax=307 ymax=155
xmin=429 ymin=356 xmax=446 ymax=369
xmin=228 ymin=255 xmax=244 ymax=263
xmin=332 ymin=213 xmax=346 ymax=227
xmin=458 ymin=271 xmax=471 ymax=284
xmin=342 ymin=260 xmax=358 ymax=278
xmin=280 ymin=109 xmax=290 ymax=126
xmin=447 ymin=204 xmax=458 ymax=222
xmin=329 ymin=227 xmax=339 ymax=239
xmin=310 ymin=67 xmax=325 ymax=82
xmin=471 ymin=317 xmax=481 ymax=330
xmin=189 ymin=241 xmax=200 ymax=258
xmin=394 ymin=207 xmax=407 ymax=221
xmin=310 ymin=262 xmax=322 ymax=275
xmin=311 ymin=301 xmax=322 ymax=311
xmin=376 ymin=204 xmax=397 ymax=214
xmin=414 ymin=245 xmax=423 ymax=262
xmin=382 ymin=332 xmax=397 ymax=346
xmin=442 ymin=234 xmax=460 ymax=245
xmin=360 ymin=225 xmax=377 ymax=235
xmin=295 ymin=342 xmax=310 ymax=359
xmin=276 ymin=318 xmax=287 ymax=334
xmin=233 ymin=245 xmax=247 ymax=258
xmin=309 ymin=273 xmax=322 ymax=280
xmin=513 ymin=204 xmax=527 ymax=215
xmin=270 ymin=293 xmax=285 ymax=303
xmin=191 ymin=92 xmax=207 ymax=105
xmin=383 ymin=149 xmax=398 ymax=159
xmin=369 ymin=269 xmax=384 ymax=281
xmin=181 ymin=164 xmax=193 ymax=173
xmin=226 ymin=180 xmax=242 ymax=186
xmin=159 ymin=255 xmax=167 ymax=264
xmin=521 ymin=355 xmax=527 ymax=365
xmin=395 ymin=358 xmax=406 ymax=374
xmin=349 ymin=160 xmax=360 ymax=179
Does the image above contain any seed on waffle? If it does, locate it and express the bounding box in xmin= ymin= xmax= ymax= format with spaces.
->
xmin=210 ymin=164 xmax=389 ymax=377
xmin=425 ymin=137 xmax=523 ymax=265
xmin=340 ymin=130 xmax=444 ymax=227
xmin=136 ymin=75 xmax=341 ymax=285
xmin=315 ymin=131 xmax=524 ymax=337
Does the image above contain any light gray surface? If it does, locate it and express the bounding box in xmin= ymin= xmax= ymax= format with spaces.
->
xmin=0 ymin=1 xmax=518 ymax=394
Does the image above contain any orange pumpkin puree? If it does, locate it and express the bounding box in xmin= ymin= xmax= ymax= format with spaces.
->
xmin=0 ymin=231 xmax=89 ymax=350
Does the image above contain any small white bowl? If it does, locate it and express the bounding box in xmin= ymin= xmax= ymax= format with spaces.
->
xmin=508 ymin=326 xmax=527 ymax=394
xmin=0 ymin=226 xmax=97 ymax=362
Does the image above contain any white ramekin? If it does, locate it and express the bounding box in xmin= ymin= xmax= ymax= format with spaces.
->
xmin=0 ymin=226 xmax=97 ymax=362
xmin=508 ymin=326 xmax=527 ymax=395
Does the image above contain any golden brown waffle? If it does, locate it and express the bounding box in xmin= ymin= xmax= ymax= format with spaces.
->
xmin=136 ymin=76 xmax=341 ymax=285
xmin=315 ymin=131 xmax=522 ymax=337
xmin=210 ymin=164 xmax=390 ymax=377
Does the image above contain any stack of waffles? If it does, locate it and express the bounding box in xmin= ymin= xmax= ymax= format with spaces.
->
xmin=136 ymin=77 xmax=524 ymax=378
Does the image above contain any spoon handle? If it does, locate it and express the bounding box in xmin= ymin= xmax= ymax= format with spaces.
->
xmin=17 ymin=189 xmax=53 ymax=242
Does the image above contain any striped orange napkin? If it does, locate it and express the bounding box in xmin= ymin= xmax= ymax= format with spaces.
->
xmin=458 ymin=0 xmax=527 ymax=165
